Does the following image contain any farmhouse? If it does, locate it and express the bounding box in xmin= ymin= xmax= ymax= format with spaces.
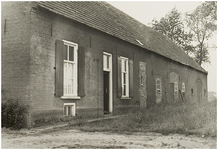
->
xmin=2 ymin=1 xmax=207 ymax=127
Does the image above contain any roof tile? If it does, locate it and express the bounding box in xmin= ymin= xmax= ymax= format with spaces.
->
xmin=38 ymin=1 xmax=206 ymax=73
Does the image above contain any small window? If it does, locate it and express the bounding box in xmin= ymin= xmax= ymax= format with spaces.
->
xmin=191 ymin=89 xmax=193 ymax=94
xmin=174 ymin=82 xmax=178 ymax=95
xmin=103 ymin=53 xmax=111 ymax=71
xmin=156 ymin=79 xmax=161 ymax=93
xmin=64 ymin=103 xmax=76 ymax=116
xmin=121 ymin=57 xmax=129 ymax=97
xmin=182 ymin=83 xmax=185 ymax=93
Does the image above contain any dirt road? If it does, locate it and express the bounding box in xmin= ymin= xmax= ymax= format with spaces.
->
xmin=2 ymin=129 xmax=216 ymax=149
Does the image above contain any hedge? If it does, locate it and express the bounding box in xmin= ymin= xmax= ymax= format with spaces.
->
xmin=2 ymin=100 xmax=28 ymax=130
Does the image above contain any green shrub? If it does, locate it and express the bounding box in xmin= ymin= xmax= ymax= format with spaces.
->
xmin=2 ymin=100 xmax=28 ymax=130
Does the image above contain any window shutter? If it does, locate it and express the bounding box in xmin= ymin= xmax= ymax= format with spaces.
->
xmin=63 ymin=106 xmax=66 ymax=115
xmin=117 ymin=57 xmax=122 ymax=98
xmin=129 ymin=60 xmax=134 ymax=98
xmin=55 ymin=40 xmax=65 ymax=97
xmin=78 ymin=46 xmax=86 ymax=97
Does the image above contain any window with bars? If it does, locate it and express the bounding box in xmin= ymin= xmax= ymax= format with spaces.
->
xmin=63 ymin=103 xmax=76 ymax=116
xmin=121 ymin=57 xmax=129 ymax=97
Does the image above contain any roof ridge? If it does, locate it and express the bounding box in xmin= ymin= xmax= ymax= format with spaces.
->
xmin=101 ymin=2 xmax=149 ymax=28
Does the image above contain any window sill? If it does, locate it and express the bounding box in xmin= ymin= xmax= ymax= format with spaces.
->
xmin=61 ymin=96 xmax=81 ymax=100
xmin=121 ymin=97 xmax=131 ymax=100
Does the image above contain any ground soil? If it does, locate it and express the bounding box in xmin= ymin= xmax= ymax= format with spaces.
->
xmin=2 ymin=129 xmax=216 ymax=149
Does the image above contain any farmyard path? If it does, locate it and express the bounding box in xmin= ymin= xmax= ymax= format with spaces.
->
xmin=2 ymin=129 xmax=216 ymax=149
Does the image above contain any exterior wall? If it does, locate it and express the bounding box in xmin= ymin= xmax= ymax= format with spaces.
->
xmin=139 ymin=61 xmax=147 ymax=108
xmin=139 ymin=50 xmax=208 ymax=106
xmin=29 ymin=6 xmax=105 ymax=122
xmin=29 ymin=5 xmax=207 ymax=122
xmin=1 ymin=2 xmax=32 ymax=104
xmin=2 ymin=2 xmax=208 ymax=126
xmin=134 ymin=48 xmax=207 ymax=107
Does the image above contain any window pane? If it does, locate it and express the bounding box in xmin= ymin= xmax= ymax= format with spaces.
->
xmin=107 ymin=55 xmax=109 ymax=69
xmin=64 ymin=63 xmax=67 ymax=94
xmin=122 ymin=59 xmax=125 ymax=72
xmin=68 ymin=63 xmax=72 ymax=78
xmin=69 ymin=46 xmax=74 ymax=61
xmin=71 ymin=79 xmax=74 ymax=94
xmin=174 ymin=82 xmax=178 ymax=95
xmin=68 ymin=106 xmax=71 ymax=116
xmin=68 ymin=79 xmax=73 ymax=95
xmin=124 ymin=60 xmax=126 ymax=71
xmin=72 ymin=64 xmax=74 ymax=78
xmin=182 ymin=83 xmax=185 ymax=92
xmin=123 ymin=85 xmax=126 ymax=96
xmin=123 ymin=73 xmax=126 ymax=84
xmin=104 ymin=55 xmax=106 ymax=69
xmin=157 ymin=80 xmax=161 ymax=90
xmin=68 ymin=81 xmax=71 ymax=95
xmin=67 ymin=63 xmax=71 ymax=94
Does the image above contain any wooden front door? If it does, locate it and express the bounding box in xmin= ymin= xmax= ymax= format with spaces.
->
xmin=104 ymin=71 xmax=110 ymax=114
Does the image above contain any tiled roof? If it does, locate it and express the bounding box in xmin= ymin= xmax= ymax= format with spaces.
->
xmin=38 ymin=1 xmax=207 ymax=73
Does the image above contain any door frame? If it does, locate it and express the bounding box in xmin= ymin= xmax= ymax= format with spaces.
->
xmin=103 ymin=52 xmax=113 ymax=113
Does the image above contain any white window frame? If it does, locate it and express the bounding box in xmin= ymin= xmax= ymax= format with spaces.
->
xmin=182 ymin=82 xmax=185 ymax=93
xmin=103 ymin=52 xmax=112 ymax=71
xmin=63 ymin=103 xmax=76 ymax=116
xmin=174 ymin=82 xmax=178 ymax=95
xmin=120 ymin=56 xmax=129 ymax=98
xmin=61 ymin=40 xmax=79 ymax=99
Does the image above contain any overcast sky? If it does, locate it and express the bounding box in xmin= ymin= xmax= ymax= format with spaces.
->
xmin=107 ymin=1 xmax=217 ymax=92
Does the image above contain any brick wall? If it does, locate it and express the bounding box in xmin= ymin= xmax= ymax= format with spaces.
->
xmin=1 ymin=2 xmax=33 ymax=104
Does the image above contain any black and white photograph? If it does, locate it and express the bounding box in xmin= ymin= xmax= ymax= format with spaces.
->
xmin=1 ymin=1 xmax=217 ymax=149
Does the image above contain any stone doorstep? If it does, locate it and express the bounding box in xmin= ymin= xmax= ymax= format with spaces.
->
xmin=19 ymin=114 xmax=127 ymax=135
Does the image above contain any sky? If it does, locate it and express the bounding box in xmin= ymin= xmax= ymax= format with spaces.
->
xmin=107 ymin=1 xmax=217 ymax=92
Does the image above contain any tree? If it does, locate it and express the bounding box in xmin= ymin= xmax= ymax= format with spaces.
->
xmin=186 ymin=1 xmax=217 ymax=65
xmin=151 ymin=7 xmax=194 ymax=54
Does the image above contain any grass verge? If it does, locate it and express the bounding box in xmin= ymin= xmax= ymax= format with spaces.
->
xmin=74 ymin=100 xmax=217 ymax=137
